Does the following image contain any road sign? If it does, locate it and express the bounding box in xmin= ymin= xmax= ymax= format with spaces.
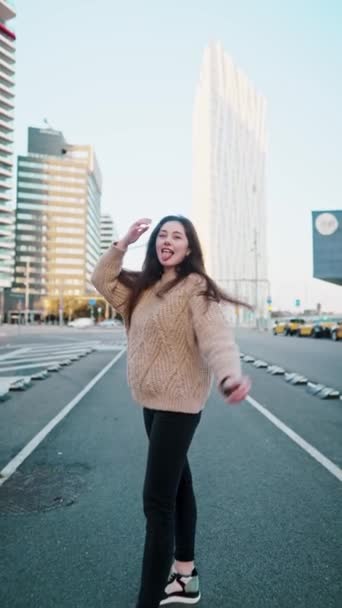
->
xmin=295 ymin=299 xmax=301 ymax=307
xmin=88 ymin=298 xmax=96 ymax=306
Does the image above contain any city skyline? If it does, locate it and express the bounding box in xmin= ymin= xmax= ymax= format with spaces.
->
xmin=12 ymin=0 xmax=342 ymax=312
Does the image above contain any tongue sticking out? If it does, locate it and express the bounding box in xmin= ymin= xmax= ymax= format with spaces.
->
xmin=161 ymin=251 xmax=173 ymax=262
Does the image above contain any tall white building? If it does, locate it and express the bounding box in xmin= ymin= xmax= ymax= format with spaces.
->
xmin=0 ymin=0 xmax=15 ymax=297
xmin=101 ymin=213 xmax=118 ymax=255
xmin=192 ymin=42 xmax=268 ymax=324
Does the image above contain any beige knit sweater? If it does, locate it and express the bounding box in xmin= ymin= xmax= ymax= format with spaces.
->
xmin=91 ymin=245 xmax=241 ymax=413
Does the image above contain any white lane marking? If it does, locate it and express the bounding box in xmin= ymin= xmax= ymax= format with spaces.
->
xmin=247 ymin=395 xmax=342 ymax=482
xmin=0 ymin=351 xmax=93 ymax=366
xmin=0 ymin=348 xmax=126 ymax=487
xmin=0 ymin=345 xmax=125 ymax=363
xmin=0 ymin=361 xmax=67 ymax=372
xmin=19 ymin=342 xmax=101 ymax=352
xmin=0 ymin=348 xmax=30 ymax=361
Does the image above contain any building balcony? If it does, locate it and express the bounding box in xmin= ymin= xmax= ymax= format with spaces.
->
xmin=0 ymin=197 xmax=13 ymax=208
xmin=0 ymin=190 xmax=12 ymax=201
xmin=0 ymin=118 xmax=13 ymax=133
xmin=0 ymin=131 xmax=13 ymax=145
xmin=0 ymin=214 xmax=13 ymax=225
xmin=0 ymin=82 xmax=14 ymax=99
xmin=0 ymin=236 xmax=13 ymax=247
xmin=0 ymin=56 xmax=14 ymax=74
xmin=0 ymin=152 xmax=13 ymax=166
xmin=0 ymin=29 xmax=15 ymax=52
xmin=0 ymin=165 xmax=11 ymax=177
xmin=0 ymin=70 xmax=14 ymax=89
xmin=0 ymin=44 xmax=15 ymax=65
xmin=0 ymin=1 xmax=15 ymax=21
xmin=0 ymin=140 xmax=12 ymax=155
xmin=0 ymin=104 xmax=13 ymax=121
xmin=0 ymin=94 xmax=13 ymax=112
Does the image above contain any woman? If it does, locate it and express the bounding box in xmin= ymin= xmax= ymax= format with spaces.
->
xmin=91 ymin=215 xmax=251 ymax=607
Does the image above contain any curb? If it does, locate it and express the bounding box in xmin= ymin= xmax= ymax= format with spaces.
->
xmin=240 ymin=353 xmax=341 ymax=401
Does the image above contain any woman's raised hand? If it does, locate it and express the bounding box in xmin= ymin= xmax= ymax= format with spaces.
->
xmin=118 ymin=218 xmax=152 ymax=249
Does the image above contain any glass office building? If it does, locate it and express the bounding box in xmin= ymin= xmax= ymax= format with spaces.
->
xmin=10 ymin=127 xmax=102 ymax=312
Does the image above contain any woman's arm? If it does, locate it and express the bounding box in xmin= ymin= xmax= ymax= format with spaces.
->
xmin=91 ymin=218 xmax=152 ymax=320
xmin=189 ymin=277 xmax=242 ymax=385
xmin=91 ymin=243 xmax=131 ymax=318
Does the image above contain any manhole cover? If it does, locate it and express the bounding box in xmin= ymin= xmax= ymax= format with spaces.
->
xmin=0 ymin=464 xmax=89 ymax=514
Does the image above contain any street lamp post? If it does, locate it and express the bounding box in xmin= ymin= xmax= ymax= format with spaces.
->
xmin=24 ymin=260 xmax=30 ymax=325
xmin=58 ymin=282 xmax=64 ymax=326
xmin=251 ymin=228 xmax=259 ymax=328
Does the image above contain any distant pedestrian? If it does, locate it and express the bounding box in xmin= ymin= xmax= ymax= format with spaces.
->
xmin=91 ymin=215 xmax=251 ymax=607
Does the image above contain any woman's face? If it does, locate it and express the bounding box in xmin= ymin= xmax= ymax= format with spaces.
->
xmin=155 ymin=221 xmax=190 ymax=270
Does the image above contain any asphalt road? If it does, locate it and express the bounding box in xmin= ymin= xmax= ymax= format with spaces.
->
xmin=0 ymin=327 xmax=341 ymax=608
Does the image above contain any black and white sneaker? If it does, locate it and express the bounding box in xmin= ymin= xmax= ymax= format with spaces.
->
xmin=159 ymin=568 xmax=201 ymax=605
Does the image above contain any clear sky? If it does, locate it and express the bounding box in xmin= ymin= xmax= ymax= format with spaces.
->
xmin=14 ymin=0 xmax=342 ymax=311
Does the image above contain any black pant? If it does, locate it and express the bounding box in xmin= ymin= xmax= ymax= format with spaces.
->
xmin=136 ymin=408 xmax=202 ymax=608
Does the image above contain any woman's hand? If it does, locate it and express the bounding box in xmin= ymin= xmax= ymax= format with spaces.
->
xmin=118 ymin=218 xmax=152 ymax=249
xmin=220 ymin=375 xmax=251 ymax=404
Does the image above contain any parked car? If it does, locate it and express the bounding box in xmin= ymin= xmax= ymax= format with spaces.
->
xmin=284 ymin=318 xmax=305 ymax=336
xmin=68 ymin=317 xmax=95 ymax=329
xmin=97 ymin=319 xmax=122 ymax=328
xmin=311 ymin=317 xmax=342 ymax=339
xmin=273 ymin=319 xmax=288 ymax=335
xmin=273 ymin=318 xmax=305 ymax=336
xmin=297 ymin=317 xmax=320 ymax=337
xmin=330 ymin=320 xmax=342 ymax=341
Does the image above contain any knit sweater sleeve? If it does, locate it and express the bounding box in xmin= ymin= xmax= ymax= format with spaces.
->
xmin=188 ymin=276 xmax=242 ymax=385
xmin=91 ymin=245 xmax=131 ymax=319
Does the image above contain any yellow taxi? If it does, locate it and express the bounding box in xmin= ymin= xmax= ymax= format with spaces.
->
xmin=297 ymin=317 xmax=342 ymax=338
xmin=330 ymin=321 xmax=342 ymax=341
xmin=297 ymin=317 xmax=320 ymax=337
xmin=285 ymin=318 xmax=305 ymax=335
xmin=272 ymin=319 xmax=288 ymax=335
xmin=273 ymin=318 xmax=305 ymax=336
xmin=312 ymin=317 xmax=342 ymax=339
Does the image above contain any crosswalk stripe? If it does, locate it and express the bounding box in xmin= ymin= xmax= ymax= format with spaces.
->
xmin=0 ymin=349 xmax=91 ymax=364
xmin=19 ymin=342 xmax=101 ymax=352
xmin=0 ymin=354 xmax=84 ymax=367
xmin=0 ymin=340 xmax=126 ymax=379
xmin=0 ymin=361 xmax=67 ymax=373
xmin=0 ymin=348 xmax=30 ymax=362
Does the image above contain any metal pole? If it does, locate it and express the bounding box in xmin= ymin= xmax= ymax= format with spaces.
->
xmin=105 ymin=300 xmax=108 ymax=320
xmin=254 ymin=229 xmax=259 ymax=328
xmin=59 ymin=282 xmax=64 ymax=326
xmin=24 ymin=261 xmax=30 ymax=325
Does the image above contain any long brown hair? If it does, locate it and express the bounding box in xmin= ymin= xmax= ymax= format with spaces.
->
xmin=119 ymin=215 xmax=252 ymax=325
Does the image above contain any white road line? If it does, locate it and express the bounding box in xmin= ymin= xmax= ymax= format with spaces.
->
xmin=20 ymin=342 xmax=101 ymax=353
xmin=0 ymin=352 xmax=92 ymax=366
xmin=0 ymin=348 xmax=30 ymax=361
xmin=0 ymin=348 xmax=126 ymax=487
xmin=0 ymin=361 xmax=66 ymax=372
xmin=247 ymin=395 xmax=342 ymax=482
